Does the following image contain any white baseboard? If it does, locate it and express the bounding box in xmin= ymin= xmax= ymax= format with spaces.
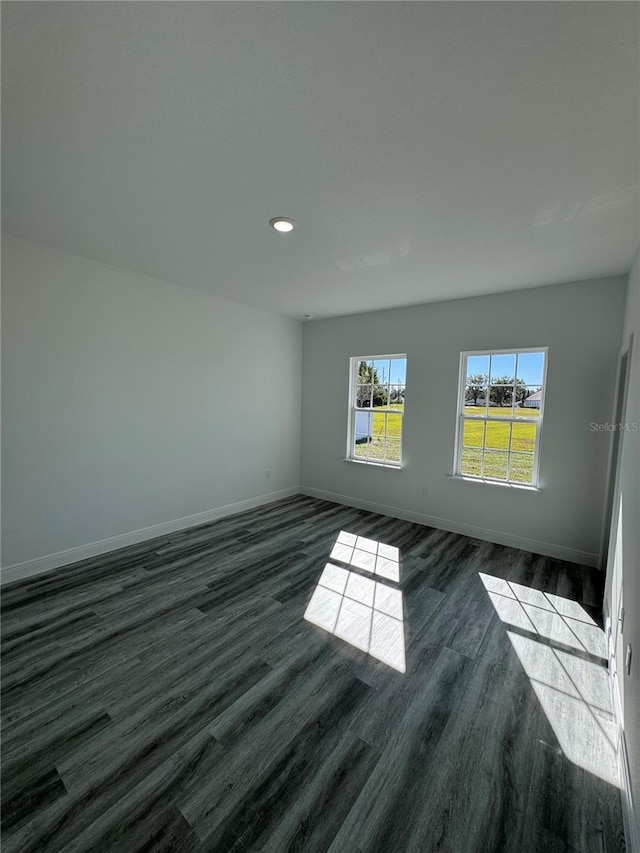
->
xmin=1 ymin=484 xmax=598 ymax=583
xmin=0 ymin=487 xmax=299 ymax=586
xmin=300 ymin=486 xmax=598 ymax=566
xmin=609 ymin=648 xmax=638 ymax=853
xmin=619 ymin=729 xmax=638 ymax=853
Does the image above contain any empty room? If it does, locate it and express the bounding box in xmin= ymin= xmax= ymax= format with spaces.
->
xmin=2 ymin=2 xmax=639 ymax=852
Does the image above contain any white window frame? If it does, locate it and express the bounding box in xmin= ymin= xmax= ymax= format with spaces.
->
xmin=347 ymin=353 xmax=407 ymax=468
xmin=453 ymin=347 xmax=548 ymax=488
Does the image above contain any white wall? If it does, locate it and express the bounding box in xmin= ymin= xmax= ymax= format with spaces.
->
xmin=301 ymin=277 xmax=626 ymax=564
xmin=606 ymin=247 xmax=640 ymax=845
xmin=1 ymin=235 xmax=302 ymax=577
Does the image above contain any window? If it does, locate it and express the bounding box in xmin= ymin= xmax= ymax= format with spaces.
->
xmin=454 ymin=348 xmax=547 ymax=487
xmin=348 ymin=354 xmax=407 ymax=467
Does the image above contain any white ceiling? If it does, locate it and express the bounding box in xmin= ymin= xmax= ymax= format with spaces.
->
xmin=2 ymin=2 xmax=639 ymax=318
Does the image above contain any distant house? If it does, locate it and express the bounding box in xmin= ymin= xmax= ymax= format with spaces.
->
xmin=521 ymin=389 xmax=542 ymax=409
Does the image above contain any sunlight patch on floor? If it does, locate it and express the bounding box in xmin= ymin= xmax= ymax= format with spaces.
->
xmin=479 ymin=573 xmax=606 ymax=659
xmin=479 ymin=572 xmax=618 ymax=787
xmin=330 ymin=531 xmax=401 ymax=582
xmin=305 ymin=561 xmax=406 ymax=673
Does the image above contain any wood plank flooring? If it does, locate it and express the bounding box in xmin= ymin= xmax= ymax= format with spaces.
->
xmin=1 ymin=495 xmax=626 ymax=852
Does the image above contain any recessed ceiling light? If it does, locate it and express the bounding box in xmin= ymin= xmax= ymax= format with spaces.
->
xmin=269 ymin=217 xmax=296 ymax=233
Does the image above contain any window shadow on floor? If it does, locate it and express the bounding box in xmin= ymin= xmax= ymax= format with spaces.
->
xmin=304 ymin=531 xmax=406 ymax=672
xmin=478 ymin=571 xmax=618 ymax=787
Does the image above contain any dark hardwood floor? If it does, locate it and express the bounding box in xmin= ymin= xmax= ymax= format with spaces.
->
xmin=1 ymin=495 xmax=625 ymax=852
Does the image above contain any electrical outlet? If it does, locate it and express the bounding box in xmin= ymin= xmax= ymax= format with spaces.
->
xmin=266 ymin=470 xmax=271 ymax=479
xmin=422 ymin=485 xmax=429 ymax=497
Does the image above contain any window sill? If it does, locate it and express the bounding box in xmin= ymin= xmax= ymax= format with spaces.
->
xmin=345 ymin=458 xmax=402 ymax=470
xmin=448 ymin=474 xmax=540 ymax=492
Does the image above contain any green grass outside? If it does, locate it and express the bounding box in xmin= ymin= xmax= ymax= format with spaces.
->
xmin=353 ymin=403 xmax=538 ymax=481
xmin=461 ymin=405 xmax=538 ymax=482
xmin=353 ymin=404 xmax=404 ymax=463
